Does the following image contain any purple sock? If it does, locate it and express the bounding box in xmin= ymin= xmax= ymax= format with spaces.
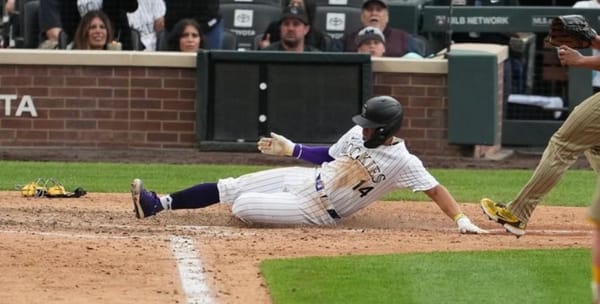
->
xmin=169 ymin=183 xmax=220 ymax=209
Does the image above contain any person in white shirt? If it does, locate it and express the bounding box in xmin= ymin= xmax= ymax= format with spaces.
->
xmin=77 ymin=0 xmax=164 ymax=51
xmin=126 ymin=0 xmax=165 ymax=51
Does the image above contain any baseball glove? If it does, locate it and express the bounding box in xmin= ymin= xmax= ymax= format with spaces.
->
xmin=545 ymin=15 xmax=597 ymax=49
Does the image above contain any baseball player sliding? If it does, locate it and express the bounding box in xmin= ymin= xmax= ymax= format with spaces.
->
xmin=131 ymin=96 xmax=487 ymax=234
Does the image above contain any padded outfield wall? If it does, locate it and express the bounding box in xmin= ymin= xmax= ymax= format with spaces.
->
xmin=0 ymin=44 xmax=507 ymax=157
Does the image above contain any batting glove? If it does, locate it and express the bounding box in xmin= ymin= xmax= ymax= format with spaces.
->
xmin=257 ymin=132 xmax=295 ymax=157
xmin=455 ymin=214 xmax=489 ymax=234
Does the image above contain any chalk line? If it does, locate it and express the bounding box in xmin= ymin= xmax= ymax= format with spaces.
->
xmin=170 ymin=236 xmax=213 ymax=304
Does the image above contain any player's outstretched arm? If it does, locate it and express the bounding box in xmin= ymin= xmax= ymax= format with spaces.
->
xmin=257 ymin=132 xmax=334 ymax=164
xmin=558 ymin=45 xmax=600 ymax=71
xmin=424 ymin=184 xmax=488 ymax=234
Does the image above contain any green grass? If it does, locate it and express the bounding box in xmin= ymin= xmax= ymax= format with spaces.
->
xmin=0 ymin=161 xmax=595 ymax=206
xmin=262 ymin=248 xmax=591 ymax=304
xmin=386 ymin=168 xmax=596 ymax=206
xmin=0 ymin=161 xmax=269 ymax=194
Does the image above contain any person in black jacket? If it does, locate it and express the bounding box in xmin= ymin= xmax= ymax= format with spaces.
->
xmin=257 ymin=0 xmax=330 ymax=51
xmin=101 ymin=0 xmax=138 ymax=50
xmin=163 ymin=0 xmax=223 ymax=49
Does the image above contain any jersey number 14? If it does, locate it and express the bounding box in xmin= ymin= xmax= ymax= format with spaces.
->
xmin=352 ymin=180 xmax=373 ymax=197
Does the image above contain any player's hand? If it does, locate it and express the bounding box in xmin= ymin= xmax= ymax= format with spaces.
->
xmin=257 ymin=132 xmax=295 ymax=156
xmin=558 ymin=45 xmax=584 ymax=67
xmin=258 ymin=33 xmax=270 ymax=49
xmin=154 ymin=17 xmax=165 ymax=32
xmin=456 ymin=215 xmax=488 ymax=234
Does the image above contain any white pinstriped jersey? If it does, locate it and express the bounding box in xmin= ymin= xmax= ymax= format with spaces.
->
xmin=127 ymin=0 xmax=166 ymax=51
xmin=322 ymin=125 xmax=438 ymax=217
xmin=217 ymin=125 xmax=438 ymax=226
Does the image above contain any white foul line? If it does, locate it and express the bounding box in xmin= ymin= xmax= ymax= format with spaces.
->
xmin=170 ymin=236 xmax=213 ymax=304
xmin=0 ymin=230 xmax=214 ymax=303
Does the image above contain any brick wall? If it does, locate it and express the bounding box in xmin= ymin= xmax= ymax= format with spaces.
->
xmin=0 ymin=49 xmax=506 ymax=158
xmin=0 ymin=65 xmax=197 ymax=149
xmin=373 ymin=72 xmax=470 ymax=157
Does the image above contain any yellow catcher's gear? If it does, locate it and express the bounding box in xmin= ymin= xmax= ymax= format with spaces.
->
xmin=18 ymin=178 xmax=86 ymax=198
xmin=20 ymin=178 xmax=47 ymax=198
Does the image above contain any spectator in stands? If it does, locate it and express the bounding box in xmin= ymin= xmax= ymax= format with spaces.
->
xmin=355 ymin=26 xmax=385 ymax=57
xmin=127 ymin=0 xmax=166 ymax=51
xmin=38 ymin=0 xmax=137 ymax=50
xmin=262 ymin=6 xmax=318 ymax=52
xmin=78 ymin=0 xmax=138 ymax=50
xmin=573 ymin=0 xmax=600 ymax=92
xmin=69 ymin=10 xmax=115 ymax=50
xmin=341 ymin=0 xmax=426 ymax=57
xmin=163 ymin=0 xmax=222 ymax=49
xmin=257 ymin=0 xmax=329 ymax=51
xmin=167 ymin=18 xmax=205 ymax=52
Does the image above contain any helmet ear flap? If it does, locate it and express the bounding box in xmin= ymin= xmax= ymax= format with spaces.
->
xmin=376 ymin=127 xmax=387 ymax=141
xmin=364 ymin=127 xmax=389 ymax=148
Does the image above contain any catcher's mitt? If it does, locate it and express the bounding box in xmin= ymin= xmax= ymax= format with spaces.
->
xmin=546 ymin=15 xmax=597 ymax=49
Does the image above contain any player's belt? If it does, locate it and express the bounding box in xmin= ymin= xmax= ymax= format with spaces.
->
xmin=315 ymin=174 xmax=341 ymax=219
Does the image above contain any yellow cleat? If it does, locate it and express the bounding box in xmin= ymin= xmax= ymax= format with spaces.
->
xmin=480 ymin=198 xmax=526 ymax=237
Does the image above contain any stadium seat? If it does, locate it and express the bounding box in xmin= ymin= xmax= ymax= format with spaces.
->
xmin=313 ymin=5 xmax=362 ymax=40
xmin=11 ymin=0 xmax=38 ymax=47
xmin=130 ymin=28 xmax=143 ymax=51
xmin=57 ymin=30 xmax=68 ymax=49
xmin=220 ymin=3 xmax=282 ymax=50
xmin=22 ymin=0 xmax=39 ymax=48
xmin=156 ymin=30 xmax=168 ymax=51
xmin=0 ymin=0 xmax=8 ymax=47
xmin=222 ymin=29 xmax=238 ymax=50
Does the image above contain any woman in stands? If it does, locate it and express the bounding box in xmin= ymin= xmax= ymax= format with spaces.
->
xmin=167 ymin=18 xmax=205 ymax=52
xmin=257 ymin=0 xmax=330 ymax=51
xmin=70 ymin=10 xmax=116 ymax=50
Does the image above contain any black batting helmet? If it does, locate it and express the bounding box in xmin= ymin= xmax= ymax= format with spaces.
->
xmin=352 ymin=96 xmax=403 ymax=148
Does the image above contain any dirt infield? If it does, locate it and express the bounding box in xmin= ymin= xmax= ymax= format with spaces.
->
xmin=0 ymin=148 xmax=595 ymax=303
xmin=0 ymin=191 xmax=592 ymax=303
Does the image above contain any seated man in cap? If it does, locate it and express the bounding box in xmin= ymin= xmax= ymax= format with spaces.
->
xmin=262 ymin=6 xmax=319 ymax=52
xmin=355 ymin=26 xmax=386 ymax=57
xmin=341 ymin=0 xmax=427 ymax=57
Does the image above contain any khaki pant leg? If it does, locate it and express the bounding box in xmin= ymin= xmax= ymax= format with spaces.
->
xmin=509 ymin=140 xmax=577 ymax=223
xmin=586 ymin=148 xmax=600 ymax=223
xmin=509 ymin=93 xmax=600 ymax=223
